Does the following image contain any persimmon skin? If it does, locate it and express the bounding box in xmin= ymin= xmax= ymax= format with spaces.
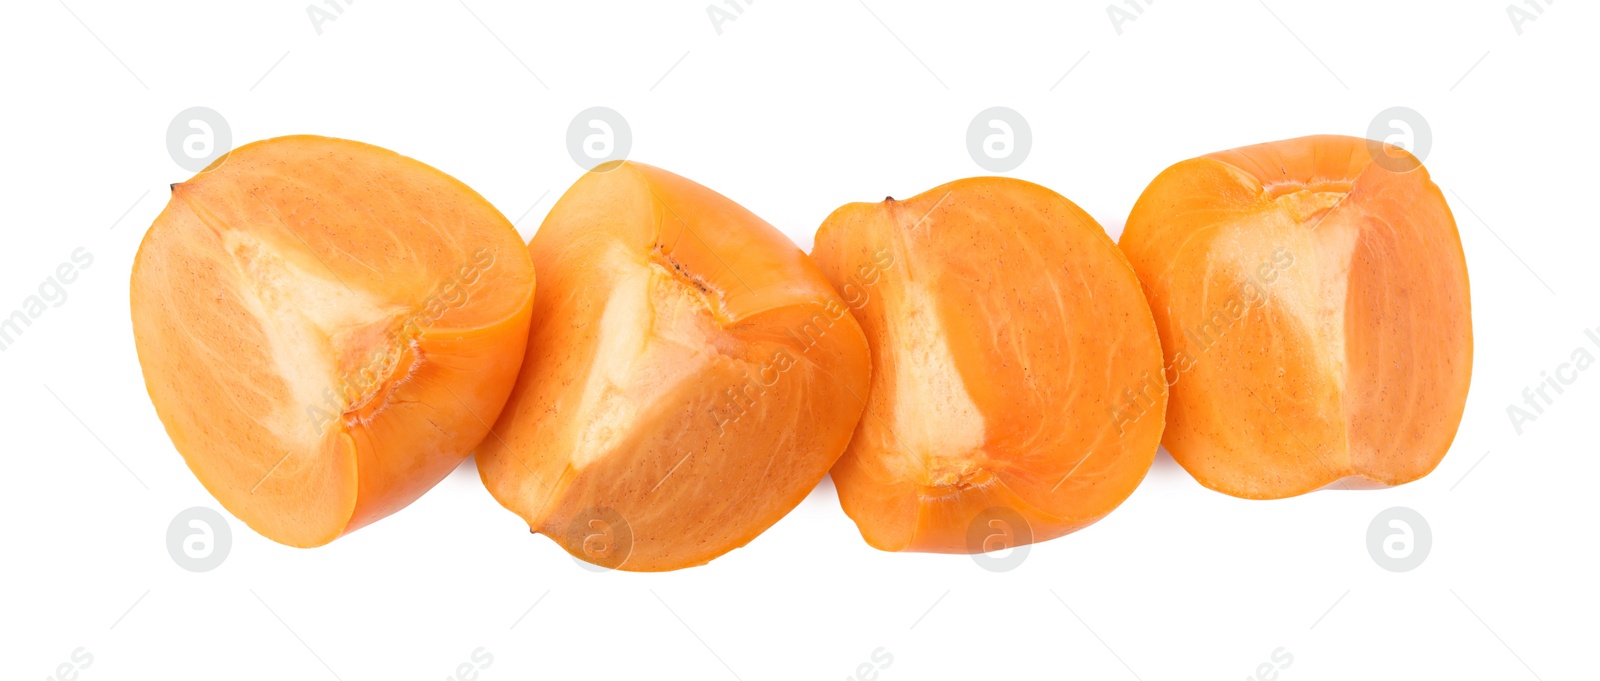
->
xmin=477 ymin=161 xmax=870 ymax=572
xmin=812 ymin=177 xmax=1167 ymax=553
xmin=1118 ymin=135 xmax=1472 ymax=499
xmin=131 ymin=135 xmax=535 ymax=547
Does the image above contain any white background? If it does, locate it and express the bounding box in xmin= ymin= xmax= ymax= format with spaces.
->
xmin=2 ymin=1 xmax=1595 ymax=679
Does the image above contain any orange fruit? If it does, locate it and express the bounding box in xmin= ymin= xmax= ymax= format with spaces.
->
xmin=812 ymin=177 xmax=1167 ymax=553
xmin=1118 ymin=135 xmax=1472 ymax=498
xmin=132 ymin=135 xmax=535 ymax=546
xmin=477 ymin=162 xmax=870 ymax=571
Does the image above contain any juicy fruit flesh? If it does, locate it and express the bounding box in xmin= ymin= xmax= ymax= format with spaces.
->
xmin=1118 ymin=134 xmax=1472 ymax=498
xmin=132 ymin=135 xmax=535 ymax=546
xmin=477 ymin=161 xmax=870 ymax=571
xmin=813 ymin=177 xmax=1168 ymax=553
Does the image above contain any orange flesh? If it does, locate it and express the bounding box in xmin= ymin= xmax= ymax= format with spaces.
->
xmin=131 ymin=136 xmax=536 ymax=546
xmin=1117 ymin=135 xmax=1472 ymax=498
xmin=477 ymin=161 xmax=870 ymax=571
xmin=811 ymin=177 xmax=1167 ymax=553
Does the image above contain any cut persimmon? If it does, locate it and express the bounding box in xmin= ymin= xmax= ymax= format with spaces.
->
xmin=131 ymin=135 xmax=536 ymax=547
xmin=1118 ymin=135 xmax=1472 ymax=499
xmin=477 ymin=161 xmax=870 ymax=571
xmin=811 ymin=177 xmax=1166 ymax=553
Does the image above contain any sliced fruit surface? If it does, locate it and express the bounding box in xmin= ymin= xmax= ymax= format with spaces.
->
xmin=1117 ymin=134 xmax=1472 ymax=499
xmin=477 ymin=161 xmax=870 ymax=571
xmin=811 ymin=177 xmax=1166 ymax=553
xmin=131 ymin=135 xmax=536 ymax=547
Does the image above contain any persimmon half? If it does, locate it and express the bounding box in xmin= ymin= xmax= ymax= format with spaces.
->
xmin=131 ymin=135 xmax=536 ymax=547
xmin=477 ymin=161 xmax=870 ymax=571
xmin=1117 ymin=135 xmax=1472 ymax=499
xmin=811 ymin=177 xmax=1167 ymax=553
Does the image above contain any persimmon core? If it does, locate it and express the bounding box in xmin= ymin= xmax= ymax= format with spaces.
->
xmin=219 ymin=224 xmax=413 ymax=447
xmin=886 ymin=269 xmax=987 ymax=493
xmin=569 ymin=249 xmax=730 ymax=469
